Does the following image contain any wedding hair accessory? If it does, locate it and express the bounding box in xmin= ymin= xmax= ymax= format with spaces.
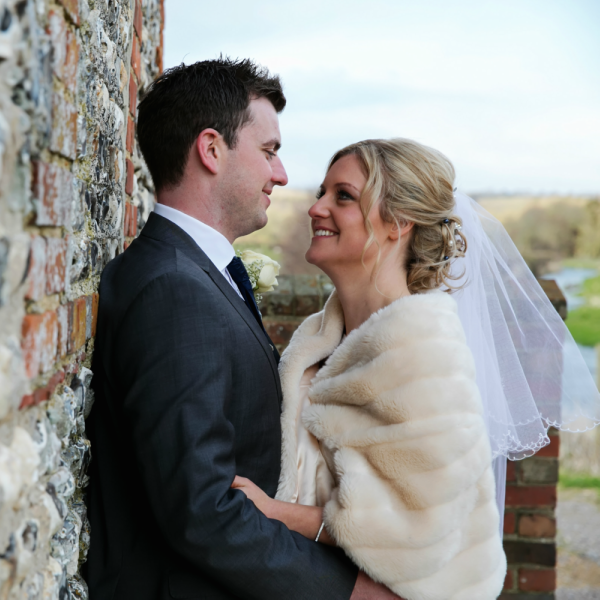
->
xmin=449 ymin=191 xmax=600 ymax=524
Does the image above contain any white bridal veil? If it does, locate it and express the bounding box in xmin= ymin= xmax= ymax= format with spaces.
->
xmin=449 ymin=191 xmax=600 ymax=521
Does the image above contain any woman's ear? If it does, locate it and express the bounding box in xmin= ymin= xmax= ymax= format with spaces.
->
xmin=389 ymin=219 xmax=414 ymax=241
xmin=195 ymin=128 xmax=223 ymax=175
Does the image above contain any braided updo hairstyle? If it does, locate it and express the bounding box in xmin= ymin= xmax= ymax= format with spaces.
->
xmin=328 ymin=138 xmax=467 ymax=294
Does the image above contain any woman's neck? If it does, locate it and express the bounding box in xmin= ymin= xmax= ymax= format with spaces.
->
xmin=328 ymin=262 xmax=411 ymax=334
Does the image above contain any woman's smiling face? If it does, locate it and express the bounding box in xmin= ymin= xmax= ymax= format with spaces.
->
xmin=306 ymin=154 xmax=387 ymax=275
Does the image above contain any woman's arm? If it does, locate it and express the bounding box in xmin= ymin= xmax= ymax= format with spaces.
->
xmin=231 ymin=476 xmax=335 ymax=545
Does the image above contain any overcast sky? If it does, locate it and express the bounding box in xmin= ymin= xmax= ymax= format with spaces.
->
xmin=163 ymin=0 xmax=600 ymax=194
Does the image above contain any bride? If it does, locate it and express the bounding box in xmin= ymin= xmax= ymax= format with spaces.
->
xmin=232 ymin=138 xmax=600 ymax=599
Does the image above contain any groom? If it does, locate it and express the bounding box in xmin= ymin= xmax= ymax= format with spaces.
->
xmin=85 ymin=58 xmax=399 ymax=599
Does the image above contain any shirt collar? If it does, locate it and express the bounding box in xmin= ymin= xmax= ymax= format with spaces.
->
xmin=153 ymin=203 xmax=235 ymax=272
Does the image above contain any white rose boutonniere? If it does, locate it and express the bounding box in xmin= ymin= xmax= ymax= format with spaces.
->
xmin=237 ymin=249 xmax=281 ymax=302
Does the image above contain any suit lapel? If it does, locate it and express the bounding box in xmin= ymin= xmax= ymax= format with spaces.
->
xmin=205 ymin=261 xmax=280 ymax=372
xmin=141 ymin=213 xmax=281 ymax=387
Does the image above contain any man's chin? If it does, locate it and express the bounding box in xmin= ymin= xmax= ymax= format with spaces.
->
xmin=255 ymin=211 xmax=268 ymax=231
xmin=237 ymin=212 xmax=268 ymax=238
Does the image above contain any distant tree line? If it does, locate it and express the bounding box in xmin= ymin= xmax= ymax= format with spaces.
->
xmin=504 ymin=198 xmax=600 ymax=275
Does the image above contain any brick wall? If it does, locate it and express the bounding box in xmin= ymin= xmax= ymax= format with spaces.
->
xmin=261 ymin=275 xmax=565 ymax=600
xmin=502 ymin=432 xmax=559 ymax=599
xmin=0 ymin=0 xmax=162 ymax=596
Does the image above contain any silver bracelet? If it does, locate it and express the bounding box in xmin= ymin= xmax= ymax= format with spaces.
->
xmin=315 ymin=521 xmax=325 ymax=543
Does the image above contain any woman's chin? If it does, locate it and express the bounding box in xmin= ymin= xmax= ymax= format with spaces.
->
xmin=305 ymin=247 xmax=322 ymax=268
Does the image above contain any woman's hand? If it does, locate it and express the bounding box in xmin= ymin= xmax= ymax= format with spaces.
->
xmin=232 ymin=476 xmax=336 ymax=545
xmin=231 ymin=475 xmax=275 ymax=516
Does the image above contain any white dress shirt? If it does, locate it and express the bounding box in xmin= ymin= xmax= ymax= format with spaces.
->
xmin=153 ymin=203 xmax=244 ymax=299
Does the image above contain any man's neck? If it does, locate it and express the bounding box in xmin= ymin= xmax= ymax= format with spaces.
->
xmin=157 ymin=184 xmax=235 ymax=243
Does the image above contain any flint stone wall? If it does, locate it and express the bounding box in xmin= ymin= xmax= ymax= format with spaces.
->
xmin=0 ymin=0 xmax=163 ymax=596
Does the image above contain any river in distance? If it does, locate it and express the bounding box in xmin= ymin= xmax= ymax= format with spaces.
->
xmin=543 ymin=267 xmax=598 ymax=383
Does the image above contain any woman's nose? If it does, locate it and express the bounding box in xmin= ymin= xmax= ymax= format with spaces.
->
xmin=308 ymin=195 xmax=330 ymax=219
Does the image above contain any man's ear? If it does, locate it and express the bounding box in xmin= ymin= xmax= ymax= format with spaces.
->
xmin=196 ymin=128 xmax=223 ymax=175
xmin=389 ymin=219 xmax=414 ymax=241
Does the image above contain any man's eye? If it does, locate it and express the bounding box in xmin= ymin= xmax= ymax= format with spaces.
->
xmin=266 ymin=150 xmax=276 ymax=158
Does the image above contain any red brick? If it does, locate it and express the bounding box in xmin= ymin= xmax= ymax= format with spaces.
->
xmin=48 ymin=10 xmax=79 ymax=93
xmin=69 ymin=297 xmax=87 ymax=353
xmin=50 ymin=91 xmax=77 ymax=160
xmin=22 ymin=314 xmax=44 ymax=378
xmin=58 ymin=0 xmax=79 ymax=25
xmin=156 ymin=43 xmax=163 ymax=74
xmin=130 ymin=205 xmax=138 ymax=236
xmin=47 ymin=370 xmax=65 ymax=397
xmin=39 ymin=311 xmax=58 ymax=373
xmin=536 ymin=435 xmax=559 ymax=457
xmin=25 ymin=236 xmax=47 ymax=301
xmin=506 ymin=460 xmax=516 ymax=482
xmin=519 ymin=514 xmax=556 ymax=538
xmin=27 ymin=369 xmax=66 ymax=408
xmin=33 ymin=386 xmax=51 ymax=405
xmin=505 ymin=485 xmax=556 ymax=508
xmin=503 ymin=569 xmax=514 ymax=591
xmin=125 ymin=159 xmax=135 ymax=195
xmin=57 ymin=303 xmax=70 ymax=358
xmin=45 ymin=238 xmax=67 ymax=295
xmin=131 ymin=34 xmax=141 ymax=81
xmin=19 ymin=394 xmax=35 ymax=410
xmin=504 ymin=511 xmax=516 ymax=534
xmin=126 ymin=115 xmax=135 ymax=153
xmin=129 ymin=74 xmax=138 ymax=118
xmin=518 ymin=568 xmax=556 ymax=592
xmin=134 ymin=0 xmax=143 ymax=38
xmin=34 ymin=161 xmax=74 ymax=226
xmin=123 ymin=241 xmax=130 ymax=251
xmin=91 ymin=293 xmax=99 ymax=337
xmin=124 ymin=202 xmax=131 ymax=236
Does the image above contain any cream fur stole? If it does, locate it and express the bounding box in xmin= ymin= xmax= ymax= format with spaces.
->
xmin=276 ymin=290 xmax=506 ymax=600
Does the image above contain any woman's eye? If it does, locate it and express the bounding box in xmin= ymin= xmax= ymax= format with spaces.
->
xmin=337 ymin=190 xmax=354 ymax=201
xmin=316 ymin=189 xmax=325 ymax=200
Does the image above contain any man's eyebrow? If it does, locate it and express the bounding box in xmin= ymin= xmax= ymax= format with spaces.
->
xmin=263 ymin=139 xmax=281 ymax=151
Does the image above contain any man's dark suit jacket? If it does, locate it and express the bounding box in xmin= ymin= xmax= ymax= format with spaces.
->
xmin=84 ymin=213 xmax=358 ymax=600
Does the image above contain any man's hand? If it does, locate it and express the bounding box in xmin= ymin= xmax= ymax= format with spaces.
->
xmin=350 ymin=571 xmax=403 ymax=600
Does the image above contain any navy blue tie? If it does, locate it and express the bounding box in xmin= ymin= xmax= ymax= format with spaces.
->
xmin=227 ymin=256 xmax=279 ymax=361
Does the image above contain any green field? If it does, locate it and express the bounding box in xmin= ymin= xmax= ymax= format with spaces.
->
xmin=566 ymin=306 xmax=600 ymax=346
xmin=559 ymin=471 xmax=600 ymax=490
xmin=581 ymin=275 xmax=600 ymax=299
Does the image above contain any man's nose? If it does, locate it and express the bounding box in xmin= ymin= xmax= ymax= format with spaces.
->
xmin=272 ymin=156 xmax=288 ymax=187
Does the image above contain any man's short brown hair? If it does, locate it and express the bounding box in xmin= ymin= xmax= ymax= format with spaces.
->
xmin=137 ymin=57 xmax=286 ymax=192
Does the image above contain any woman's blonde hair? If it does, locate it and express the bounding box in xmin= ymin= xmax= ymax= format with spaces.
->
xmin=328 ymin=138 xmax=467 ymax=294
